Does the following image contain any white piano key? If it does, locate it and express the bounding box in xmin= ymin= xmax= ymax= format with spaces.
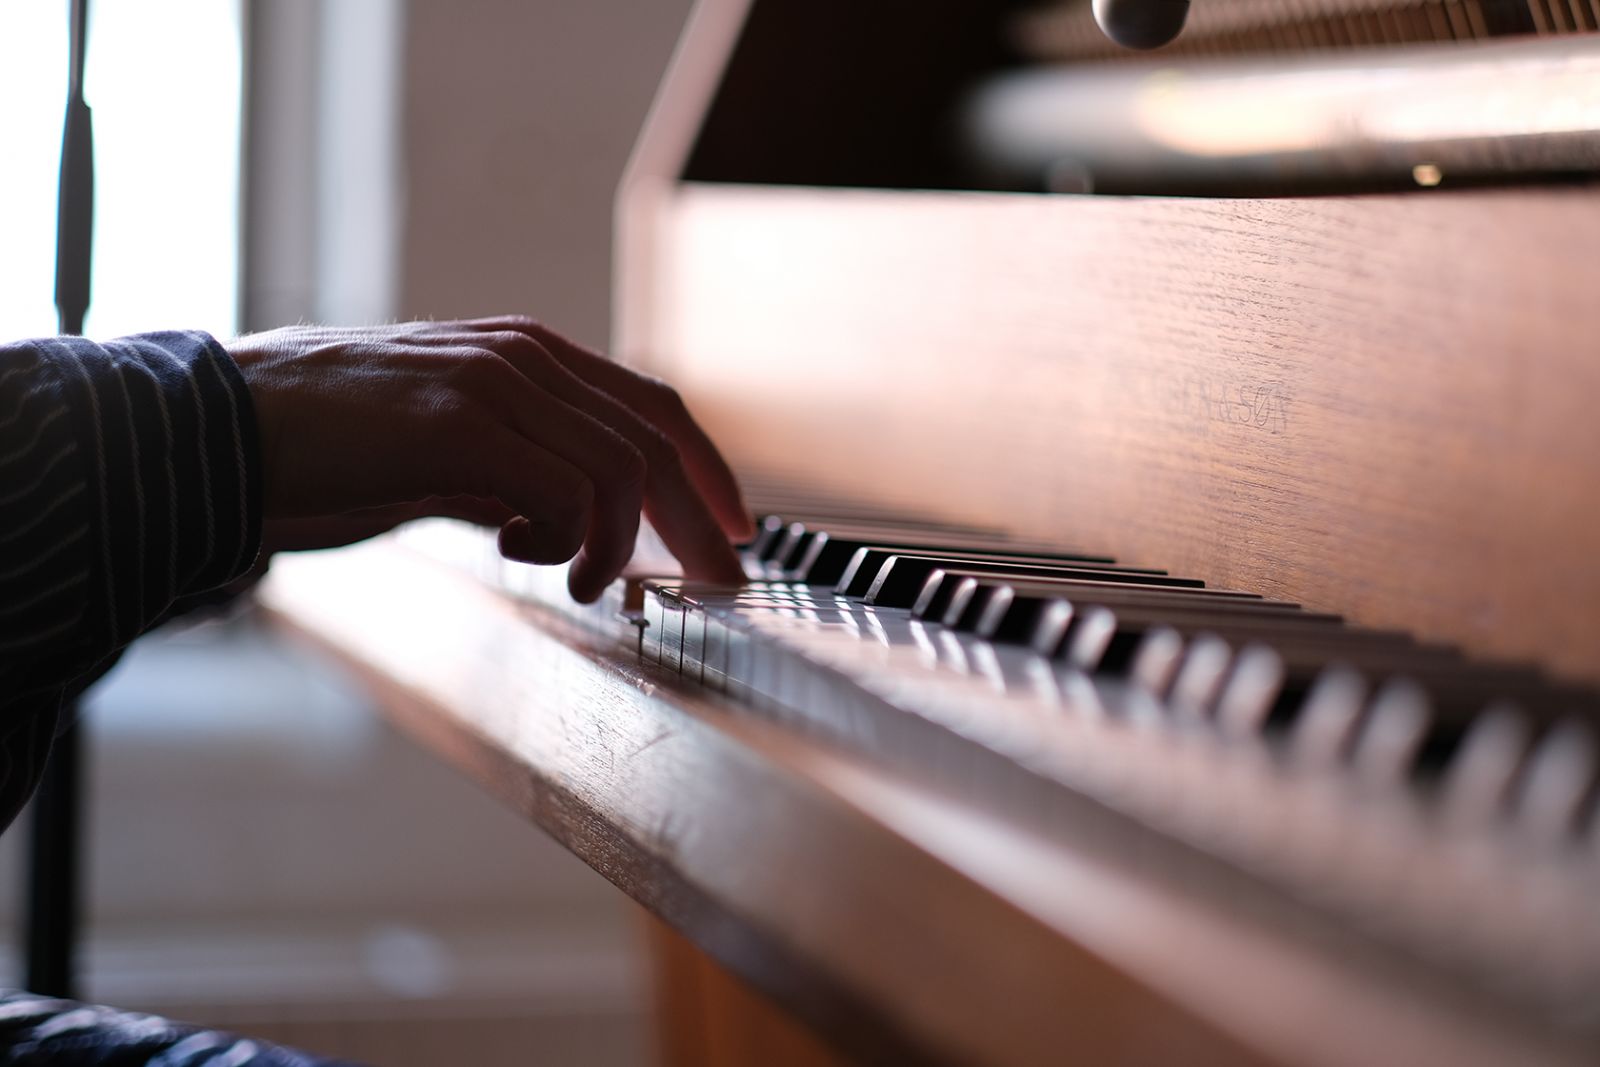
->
xmin=478 ymin=532 xmax=1600 ymax=1024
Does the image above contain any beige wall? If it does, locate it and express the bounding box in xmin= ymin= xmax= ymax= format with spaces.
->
xmin=400 ymin=0 xmax=694 ymax=350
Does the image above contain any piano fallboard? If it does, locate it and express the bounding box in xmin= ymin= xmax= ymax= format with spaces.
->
xmin=618 ymin=183 xmax=1600 ymax=687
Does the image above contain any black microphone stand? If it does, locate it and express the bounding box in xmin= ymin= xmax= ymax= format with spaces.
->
xmin=26 ymin=0 xmax=94 ymax=999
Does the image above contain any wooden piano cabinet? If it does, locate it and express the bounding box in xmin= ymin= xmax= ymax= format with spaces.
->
xmin=259 ymin=542 xmax=1580 ymax=1067
xmin=619 ymin=182 xmax=1600 ymax=686
xmin=256 ymin=543 xmax=1244 ymax=1067
xmin=254 ymin=4 xmax=1600 ymax=1059
xmin=647 ymin=916 xmax=854 ymax=1067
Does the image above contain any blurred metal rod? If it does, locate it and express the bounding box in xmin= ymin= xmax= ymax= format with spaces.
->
xmin=26 ymin=0 xmax=95 ymax=1000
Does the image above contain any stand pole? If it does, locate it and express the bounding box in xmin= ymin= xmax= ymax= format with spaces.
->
xmin=26 ymin=0 xmax=95 ymax=999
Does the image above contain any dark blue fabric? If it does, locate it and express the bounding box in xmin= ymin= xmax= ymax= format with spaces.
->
xmin=0 ymin=991 xmax=362 ymax=1066
xmin=0 ymin=334 xmax=357 ymax=1064
xmin=0 ymin=331 xmax=263 ymax=835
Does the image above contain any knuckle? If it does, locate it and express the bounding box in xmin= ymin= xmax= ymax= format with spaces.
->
xmin=483 ymin=329 xmax=529 ymax=350
xmin=502 ymin=331 xmax=559 ymax=368
xmin=497 ymin=314 xmax=543 ymax=336
xmin=612 ymin=441 xmax=648 ymax=492
xmin=443 ymin=348 xmax=487 ymax=384
xmin=646 ymin=434 xmax=684 ymax=482
xmin=481 ymin=330 xmax=561 ymax=382
xmin=649 ymin=378 xmax=688 ymax=417
xmin=632 ymin=422 xmax=673 ymax=459
xmin=592 ymin=435 xmax=646 ymax=492
xmin=447 ymin=348 xmax=511 ymax=393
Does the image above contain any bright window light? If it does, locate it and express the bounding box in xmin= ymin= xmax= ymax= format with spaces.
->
xmin=0 ymin=0 xmax=241 ymax=344
xmin=0 ymin=2 xmax=68 ymax=340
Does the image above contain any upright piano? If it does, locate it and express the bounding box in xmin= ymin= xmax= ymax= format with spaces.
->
xmin=264 ymin=2 xmax=1600 ymax=1063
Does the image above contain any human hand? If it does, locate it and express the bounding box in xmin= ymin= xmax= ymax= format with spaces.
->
xmin=227 ymin=317 xmax=752 ymax=601
xmin=260 ymin=496 xmax=516 ymax=554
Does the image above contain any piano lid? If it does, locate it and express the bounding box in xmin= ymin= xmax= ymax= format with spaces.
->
xmin=659 ymin=0 xmax=1600 ymax=196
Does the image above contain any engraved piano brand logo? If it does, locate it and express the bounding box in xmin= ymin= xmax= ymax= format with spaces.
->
xmin=1153 ymin=374 xmax=1290 ymax=435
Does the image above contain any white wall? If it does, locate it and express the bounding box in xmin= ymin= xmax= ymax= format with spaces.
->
xmin=398 ymin=0 xmax=693 ymax=347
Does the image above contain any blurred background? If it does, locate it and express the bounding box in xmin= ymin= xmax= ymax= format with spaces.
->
xmin=0 ymin=1 xmax=694 ymax=1062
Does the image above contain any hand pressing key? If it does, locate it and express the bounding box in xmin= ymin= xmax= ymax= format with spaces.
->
xmin=228 ymin=315 xmax=753 ymax=602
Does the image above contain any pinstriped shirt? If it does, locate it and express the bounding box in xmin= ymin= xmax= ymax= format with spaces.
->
xmin=0 ymin=331 xmax=263 ymax=835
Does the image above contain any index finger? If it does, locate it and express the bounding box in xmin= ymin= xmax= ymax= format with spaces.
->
xmin=458 ymin=316 xmax=755 ymax=541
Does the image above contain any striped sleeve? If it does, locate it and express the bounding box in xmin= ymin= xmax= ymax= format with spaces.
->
xmin=0 ymin=331 xmax=263 ymax=834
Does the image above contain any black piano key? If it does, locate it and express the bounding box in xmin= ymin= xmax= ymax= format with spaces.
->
xmin=912 ymin=571 xmax=977 ymax=622
xmin=1167 ymin=634 xmax=1238 ymax=717
xmin=766 ymin=522 xmax=815 ymax=569
xmin=1235 ymin=655 xmax=1574 ymax=806
xmin=687 ymin=513 xmax=1600 ymax=837
xmin=764 ymin=518 xmax=1002 ymax=573
xmin=1210 ymin=641 xmax=1461 ymax=734
xmin=1287 ymin=667 xmax=1369 ymax=766
xmin=748 ymin=515 xmax=791 ymax=559
xmin=854 ymin=553 xmax=1201 ymax=604
xmin=1438 ymin=709 xmax=1529 ymax=822
xmin=1512 ymin=719 xmax=1597 ymax=843
xmin=1213 ymin=646 xmax=1311 ymax=735
xmin=962 ymin=579 xmax=1573 ymax=747
xmin=1182 ymin=644 xmax=1563 ymax=786
xmin=979 ymin=586 xmax=1300 ymax=642
xmin=1407 ymin=709 xmax=1478 ymax=784
xmin=1399 ymin=672 xmax=1598 ymax=732
xmin=955 ymin=578 xmax=1281 ymax=637
xmin=1030 ymin=599 xmax=1379 ymax=663
xmin=1060 ymin=605 xmax=1140 ymax=673
xmin=1227 ymin=652 xmax=1578 ymax=763
xmin=1351 ymin=680 xmax=1434 ymax=785
xmin=945 ymin=578 xmax=1015 ymax=630
xmin=908 ymin=569 xmax=1251 ymax=624
xmin=798 ymin=535 xmax=1119 ymax=587
xmin=1129 ymin=626 xmax=1189 ymax=697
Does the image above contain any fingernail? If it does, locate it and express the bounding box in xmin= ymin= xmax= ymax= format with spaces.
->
xmin=498 ymin=517 xmax=532 ymax=560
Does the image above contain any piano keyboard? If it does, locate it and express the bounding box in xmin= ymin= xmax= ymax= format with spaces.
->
xmin=401 ymin=503 xmax=1600 ymax=1040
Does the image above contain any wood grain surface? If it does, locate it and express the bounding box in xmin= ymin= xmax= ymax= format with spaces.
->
xmin=626 ymin=183 xmax=1600 ymax=685
xmin=647 ymin=916 xmax=856 ymax=1067
xmin=259 ymin=542 xmax=1585 ymax=1067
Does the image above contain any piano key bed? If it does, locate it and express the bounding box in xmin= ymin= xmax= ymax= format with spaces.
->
xmin=390 ymin=496 xmax=1600 ymax=1051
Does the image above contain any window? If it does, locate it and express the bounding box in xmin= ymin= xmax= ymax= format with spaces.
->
xmin=0 ymin=0 xmax=242 ymax=343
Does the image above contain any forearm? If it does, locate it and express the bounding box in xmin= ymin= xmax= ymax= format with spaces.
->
xmin=0 ymin=331 xmax=263 ymax=833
